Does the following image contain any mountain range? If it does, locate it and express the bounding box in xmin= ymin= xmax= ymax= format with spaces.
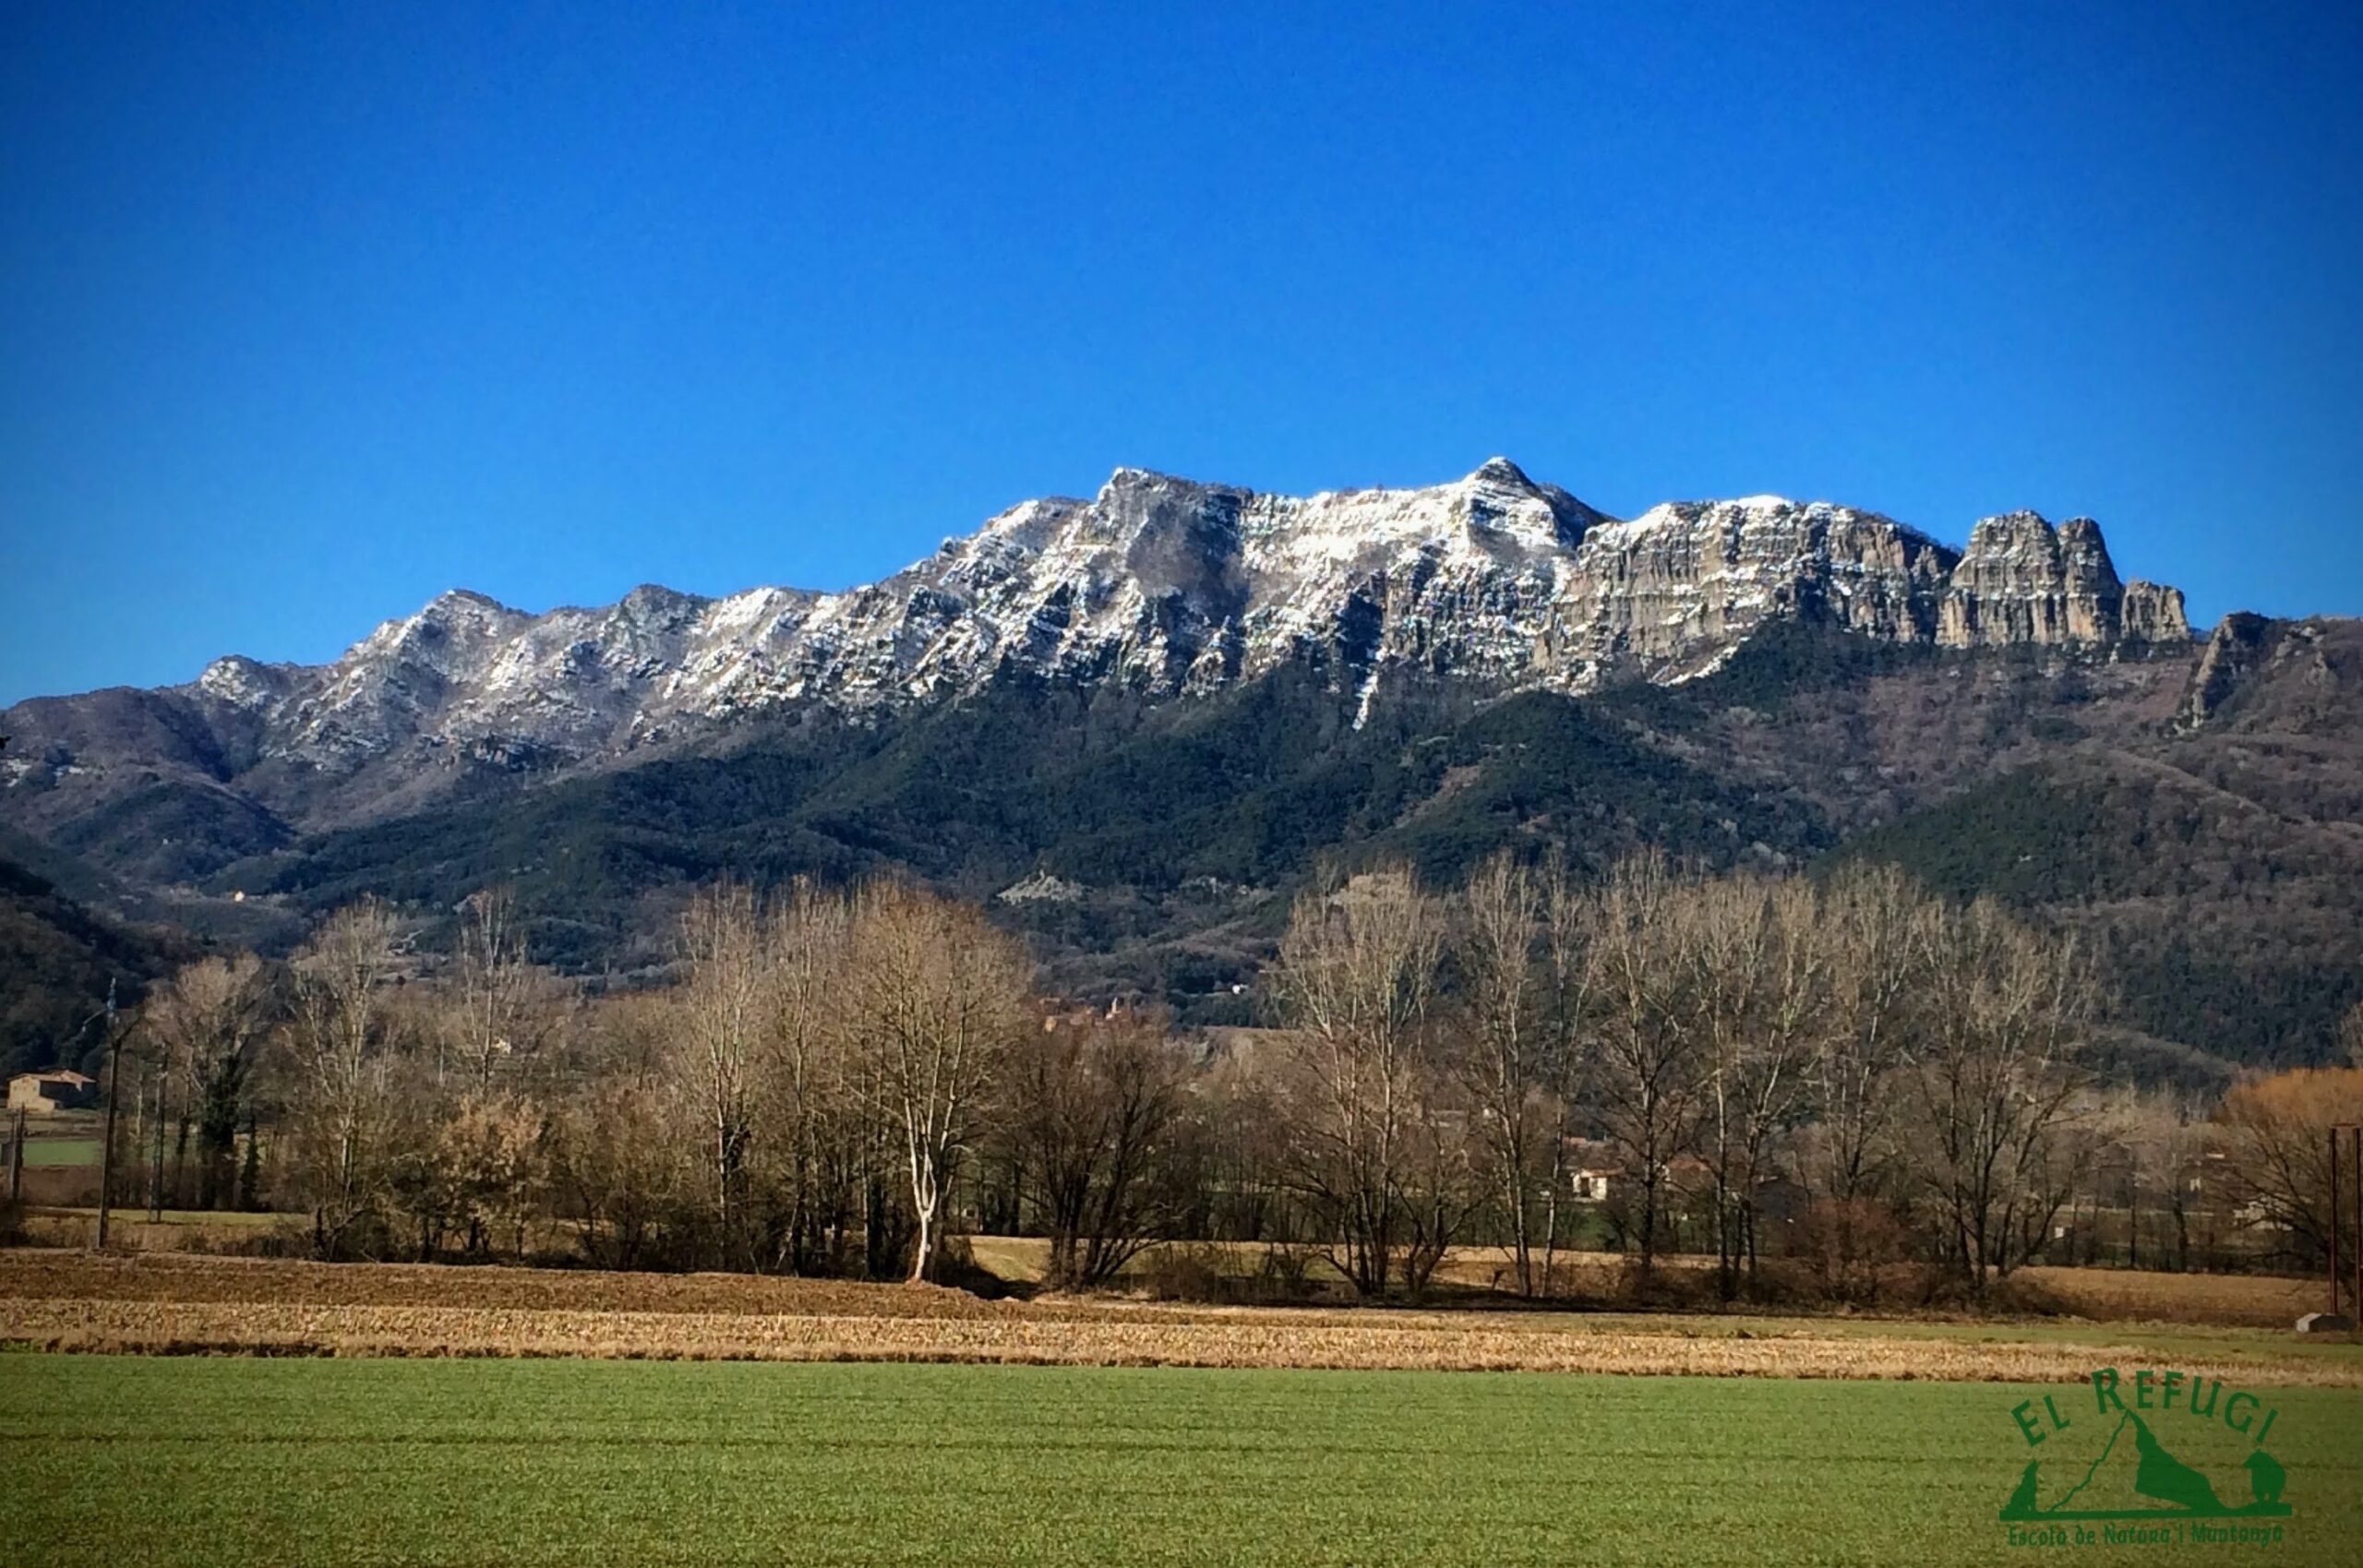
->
xmin=4 ymin=460 xmax=2357 ymax=1079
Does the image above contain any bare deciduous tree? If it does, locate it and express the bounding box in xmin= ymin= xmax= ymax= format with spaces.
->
xmin=678 ymin=881 xmax=769 ymax=1266
xmin=547 ymin=1073 xmax=688 ymax=1271
xmin=1809 ymin=863 xmax=1937 ymax=1207
xmin=146 ymin=954 xmax=273 ymax=1211
xmin=284 ymin=900 xmax=407 ymax=1257
xmin=758 ymin=880 xmax=858 ymax=1275
xmin=440 ymin=888 xmax=563 ymax=1091
xmin=1005 ymin=1008 xmax=1190 ymax=1288
xmin=846 ymin=884 xmax=1029 ymax=1284
xmin=1267 ymin=866 xmax=1471 ymax=1296
xmin=1454 ymin=853 xmax=1578 ymax=1297
xmin=1581 ymin=856 xmax=1700 ymax=1283
xmin=1691 ymin=876 xmax=1829 ymax=1298
xmin=2096 ymin=1085 xmax=2211 ymax=1272
xmin=1904 ymin=900 xmax=2092 ymax=1292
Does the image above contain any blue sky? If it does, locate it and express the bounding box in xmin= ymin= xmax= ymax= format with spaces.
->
xmin=4 ymin=1 xmax=2358 ymax=703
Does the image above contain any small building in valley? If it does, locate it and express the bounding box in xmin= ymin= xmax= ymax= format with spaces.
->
xmin=6 ymin=1069 xmax=98 ymax=1114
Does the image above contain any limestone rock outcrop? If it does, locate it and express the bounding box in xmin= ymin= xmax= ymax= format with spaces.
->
xmin=1937 ymin=512 xmax=2186 ymax=651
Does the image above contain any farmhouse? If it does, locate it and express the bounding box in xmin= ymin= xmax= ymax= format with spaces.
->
xmin=1570 ymin=1166 xmax=1616 ymax=1203
xmin=6 ymin=1069 xmax=98 ymax=1114
xmin=1560 ymin=1137 xmax=1620 ymax=1202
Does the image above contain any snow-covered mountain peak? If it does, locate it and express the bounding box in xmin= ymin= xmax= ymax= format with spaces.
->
xmin=970 ymin=496 xmax=1083 ymax=554
xmin=346 ymin=588 xmax=527 ymax=664
xmin=615 ymin=582 xmax=710 ymax=616
xmin=3 ymin=460 xmax=2192 ymax=788
xmin=1465 ymin=455 xmax=1535 ymax=487
xmin=196 ymin=654 xmax=288 ymax=710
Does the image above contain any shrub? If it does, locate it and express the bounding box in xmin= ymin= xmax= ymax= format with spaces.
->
xmin=1790 ymin=1198 xmax=1916 ymax=1308
xmin=1140 ymin=1241 xmax=1229 ymax=1302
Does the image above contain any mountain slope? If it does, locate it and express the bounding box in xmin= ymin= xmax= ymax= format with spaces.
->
xmin=131 ymin=609 xmax=2335 ymax=1061
xmin=196 ymin=662 xmax=1832 ymax=987
xmin=0 ymin=849 xmax=192 ymax=1079
xmin=29 ymin=459 xmax=2363 ymax=1071
xmin=1843 ymin=617 xmax=2363 ymax=1064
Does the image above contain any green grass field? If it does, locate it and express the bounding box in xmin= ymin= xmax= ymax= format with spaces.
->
xmin=1 ymin=1356 xmax=2356 ymax=1566
xmin=15 ymin=1137 xmax=100 ymax=1168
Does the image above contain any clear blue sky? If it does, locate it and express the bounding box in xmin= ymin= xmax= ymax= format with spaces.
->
xmin=5 ymin=1 xmax=2359 ymax=704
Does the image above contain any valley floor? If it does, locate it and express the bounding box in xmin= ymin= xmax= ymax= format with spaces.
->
xmin=3 ymin=1356 xmax=2358 ymax=1567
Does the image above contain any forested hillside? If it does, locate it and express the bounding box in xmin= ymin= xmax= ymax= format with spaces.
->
xmin=8 ymin=617 xmax=2357 ymax=1072
xmin=0 ymin=852 xmax=184 ymax=1078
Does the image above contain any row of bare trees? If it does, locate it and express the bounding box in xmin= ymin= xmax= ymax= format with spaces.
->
xmin=248 ymin=882 xmax=1034 ymax=1280
xmin=1258 ymin=856 xmax=2098 ymax=1300
xmin=114 ymin=877 xmax=1191 ymax=1285
xmin=102 ymin=858 xmax=2358 ymax=1297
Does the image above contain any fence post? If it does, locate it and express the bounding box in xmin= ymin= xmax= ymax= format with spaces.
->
xmin=2350 ymin=1124 xmax=2361 ymax=1324
xmin=96 ymin=981 xmax=123 ymax=1250
xmin=2333 ymin=1126 xmax=2348 ymax=1321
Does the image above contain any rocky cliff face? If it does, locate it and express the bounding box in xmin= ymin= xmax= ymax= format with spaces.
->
xmin=1936 ymin=511 xmax=2188 ymax=650
xmin=1547 ymin=496 xmax=1958 ymax=682
xmin=1 ymin=459 xmax=2192 ymax=826
xmin=2174 ymin=613 xmax=2359 ymax=734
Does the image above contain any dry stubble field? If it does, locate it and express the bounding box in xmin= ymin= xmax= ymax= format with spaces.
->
xmin=3 ymin=1249 xmax=2357 ymax=1388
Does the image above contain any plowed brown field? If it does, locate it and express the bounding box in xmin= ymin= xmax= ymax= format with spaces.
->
xmin=5 ymin=1251 xmax=2357 ymax=1386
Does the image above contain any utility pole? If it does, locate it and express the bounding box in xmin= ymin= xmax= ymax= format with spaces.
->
xmin=2330 ymin=1125 xmax=2357 ymax=1323
xmin=2338 ymin=1124 xmax=2363 ymax=1325
xmin=150 ymin=1056 xmax=167 ymax=1221
xmin=95 ymin=979 xmax=124 ymax=1249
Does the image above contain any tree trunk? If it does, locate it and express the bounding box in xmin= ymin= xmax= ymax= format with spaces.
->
xmin=1539 ymin=1134 xmax=1564 ymax=1299
xmin=237 ymin=1121 xmax=261 ymax=1212
xmin=172 ymin=1117 xmax=192 ymax=1212
xmin=1507 ymin=1164 xmax=1533 ymax=1298
xmin=149 ymin=1069 xmax=167 ymax=1221
xmin=1637 ymin=1168 xmax=1660 ymax=1281
xmin=907 ymin=1199 xmax=935 ymax=1285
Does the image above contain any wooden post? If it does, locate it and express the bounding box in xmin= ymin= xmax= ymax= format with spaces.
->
xmin=149 ymin=1059 xmax=166 ymax=1222
xmin=95 ymin=980 xmax=122 ymax=1251
xmin=2349 ymin=1125 xmax=2361 ymax=1325
xmin=2333 ymin=1127 xmax=2346 ymax=1320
